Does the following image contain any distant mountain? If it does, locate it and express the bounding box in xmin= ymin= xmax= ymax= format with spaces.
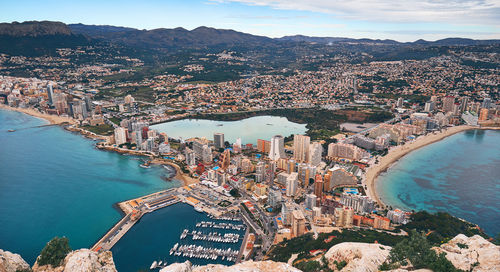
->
xmin=277 ymin=35 xmax=400 ymax=45
xmin=278 ymin=35 xmax=500 ymax=46
xmin=1 ymin=21 xmax=499 ymax=57
xmin=0 ymin=21 xmax=90 ymax=56
xmin=68 ymin=24 xmax=274 ymax=50
xmin=69 ymin=23 xmax=136 ymax=37
xmin=0 ymin=21 xmax=72 ymax=36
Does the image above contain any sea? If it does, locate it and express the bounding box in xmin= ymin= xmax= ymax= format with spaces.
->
xmin=0 ymin=108 xmax=245 ymax=270
xmin=377 ymin=129 xmax=500 ymax=236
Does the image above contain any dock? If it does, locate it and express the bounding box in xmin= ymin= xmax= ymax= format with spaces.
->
xmin=92 ymin=188 xmax=180 ymax=251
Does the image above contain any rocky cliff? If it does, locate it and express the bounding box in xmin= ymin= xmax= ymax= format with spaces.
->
xmin=32 ymin=249 xmax=116 ymax=272
xmin=160 ymin=260 xmax=301 ymax=272
xmin=323 ymin=242 xmax=392 ymax=272
xmin=2 ymin=234 xmax=499 ymax=272
xmin=0 ymin=249 xmax=31 ymax=272
xmin=434 ymin=234 xmax=500 ymax=272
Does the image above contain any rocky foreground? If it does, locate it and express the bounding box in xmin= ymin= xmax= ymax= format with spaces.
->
xmin=1 ymin=234 xmax=498 ymax=272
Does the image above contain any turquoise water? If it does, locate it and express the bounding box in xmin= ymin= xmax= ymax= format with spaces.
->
xmin=150 ymin=116 xmax=307 ymax=144
xmin=377 ymin=129 xmax=500 ymax=236
xmin=0 ymin=109 xmax=181 ymax=264
xmin=112 ymin=203 xmax=244 ymax=272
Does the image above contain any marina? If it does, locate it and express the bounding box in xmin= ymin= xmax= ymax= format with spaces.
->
xmin=168 ymin=244 xmax=239 ymax=262
xmin=179 ymin=229 xmax=241 ymax=243
xmin=195 ymin=221 xmax=246 ymax=231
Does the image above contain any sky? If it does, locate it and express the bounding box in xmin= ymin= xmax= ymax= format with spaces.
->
xmin=1 ymin=0 xmax=499 ymax=41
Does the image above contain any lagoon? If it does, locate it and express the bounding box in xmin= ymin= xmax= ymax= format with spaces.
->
xmin=376 ymin=129 xmax=500 ymax=236
xmin=150 ymin=116 xmax=307 ymax=144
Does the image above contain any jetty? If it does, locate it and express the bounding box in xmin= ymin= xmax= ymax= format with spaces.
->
xmin=92 ymin=188 xmax=180 ymax=251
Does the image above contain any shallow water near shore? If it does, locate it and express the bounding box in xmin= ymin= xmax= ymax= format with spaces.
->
xmin=377 ymin=129 xmax=500 ymax=236
xmin=0 ymin=109 xmax=181 ymax=264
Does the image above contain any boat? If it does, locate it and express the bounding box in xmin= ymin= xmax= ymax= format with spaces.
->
xmin=150 ymin=261 xmax=157 ymax=270
xmin=140 ymin=161 xmax=151 ymax=169
xmin=7 ymin=129 xmax=15 ymax=132
xmin=195 ymin=206 xmax=204 ymax=213
xmin=216 ymin=124 xmax=223 ymax=127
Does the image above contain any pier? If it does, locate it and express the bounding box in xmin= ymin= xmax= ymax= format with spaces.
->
xmin=92 ymin=188 xmax=180 ymax=251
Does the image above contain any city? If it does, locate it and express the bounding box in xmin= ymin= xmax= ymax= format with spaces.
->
xmin=0 ymin=2 xmax=500 ymax=272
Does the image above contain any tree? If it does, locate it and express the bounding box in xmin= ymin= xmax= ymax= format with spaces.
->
xmin=383 ymin=230 xmax=461 ymax=272
xmin=37 ymin=237 xmax=72 ymax=267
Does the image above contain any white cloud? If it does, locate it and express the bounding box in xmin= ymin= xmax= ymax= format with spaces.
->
xmin=215 ymin=0 xmax=500 ymax=25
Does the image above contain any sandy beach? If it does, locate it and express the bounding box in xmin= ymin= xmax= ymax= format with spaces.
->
xmin=364 ymin=125 xmax=475 ymax=207
xmin=0 ymin=104 xmax=76 ymax=125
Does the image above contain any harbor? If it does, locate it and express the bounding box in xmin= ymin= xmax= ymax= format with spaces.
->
xmin=168 ymin=244 xmax=239 ymax=262
xmin=90 ymin=182 xmax=249 ymax=271
xmin=92 ymin=188 xmax=180 ymax=251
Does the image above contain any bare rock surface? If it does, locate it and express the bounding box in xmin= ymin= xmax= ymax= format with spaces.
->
xmin=0 ymin=249 xmax=31 ymax=272
xmin=161 ymin=260 xmax=300 ymax=272
xmin=32 ymin=249 xmax=117 ymax=272
xmin=324 ymin=242 xmax=392 ymax=272
xmin=434 ymin=234 xmax=500 ymax=272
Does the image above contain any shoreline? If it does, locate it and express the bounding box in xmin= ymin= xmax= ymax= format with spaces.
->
xmin=0 ymin=104 xmax=77 ymax=125
xmin=0 ymin=104 xmax=198 ymax=187
xmin=364 ymin=125 xmax=500 ymax=208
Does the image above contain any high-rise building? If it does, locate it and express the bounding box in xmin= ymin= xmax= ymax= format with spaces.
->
xmin=340 ymin=193 xmax=376 ymax=214
xmin=286 ymin=172 xmax=298 ymax=197
xmin=214 ymin=133 xmax=225 ymax=149
xmin=216 ymin=170 xmax=226 ymax=186
xmin=460 ymin=97 xmax=469 ymax=112
xmin=192 ymin=138 xmax=209 ymax=160
xmin=308 ymin=142 xmax=323 ymax=166
xmin=327 ymin=142 xmax=367 ymax=161
xmin=479 ymin=108 xmax=489 ymax=121
xmin=114 ymin=127 xmax=127 ymax=145
xmin=443 ymin=96 xmax=455 ymax=113
xmin=84 ymin=95 xmax=92 ymax=112
xmin=424 ymin=101 xmax=435 ymax=112
xmin=221 ymin=149 xmax=231 ymax=169
xmin=482 ymin=98 xmax=492 ymax=109
xmin=269 ymin=135 xmax=285 ymax=161
xmin=305 ymin=194 xmax=317 ymax=210
xmin=334 ymin=207 xmax=354 ymax=227
xmin=313 ymin=174 xmax=323 ymax=204
xmin=185 ymin=148 xmax=196 ymax=166
xmin=257 ymin=139 xmax=271 ymax=153
xmin=281 ymin=201 xmax=292 ymax=226
xmin=46 ymin=84 xmax=54 ymax=106
xmin=396 ymin=97 xmax=404 ymax=108
xmin=291 ymin=210 xmax=306 ymax=237
xmin=293 ymin=134 xmax=310 ymax=163
xmin=268 ymin=186 xmax=282 ymax=208
xmin=202 ymin=145 xmax=212 ymax=163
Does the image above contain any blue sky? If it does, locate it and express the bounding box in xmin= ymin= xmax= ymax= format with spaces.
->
xmin=1 ymin=0 xmax=499 ymax=41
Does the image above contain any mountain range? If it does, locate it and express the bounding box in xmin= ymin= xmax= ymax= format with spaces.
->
xmin=0 ymin=21 xmax=499 ymax=56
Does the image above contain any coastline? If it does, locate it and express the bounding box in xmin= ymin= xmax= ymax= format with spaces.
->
xmin=364 ymin=125 xmax=499 ymax=208
xmin=0 ymin=104 xmax=198 ymax=187
xmin=0 ymin=104 xmax=76 ymax=125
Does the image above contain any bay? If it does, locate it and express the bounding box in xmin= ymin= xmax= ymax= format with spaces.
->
xmin=376 ymin=129 xmax=500 ymax=236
